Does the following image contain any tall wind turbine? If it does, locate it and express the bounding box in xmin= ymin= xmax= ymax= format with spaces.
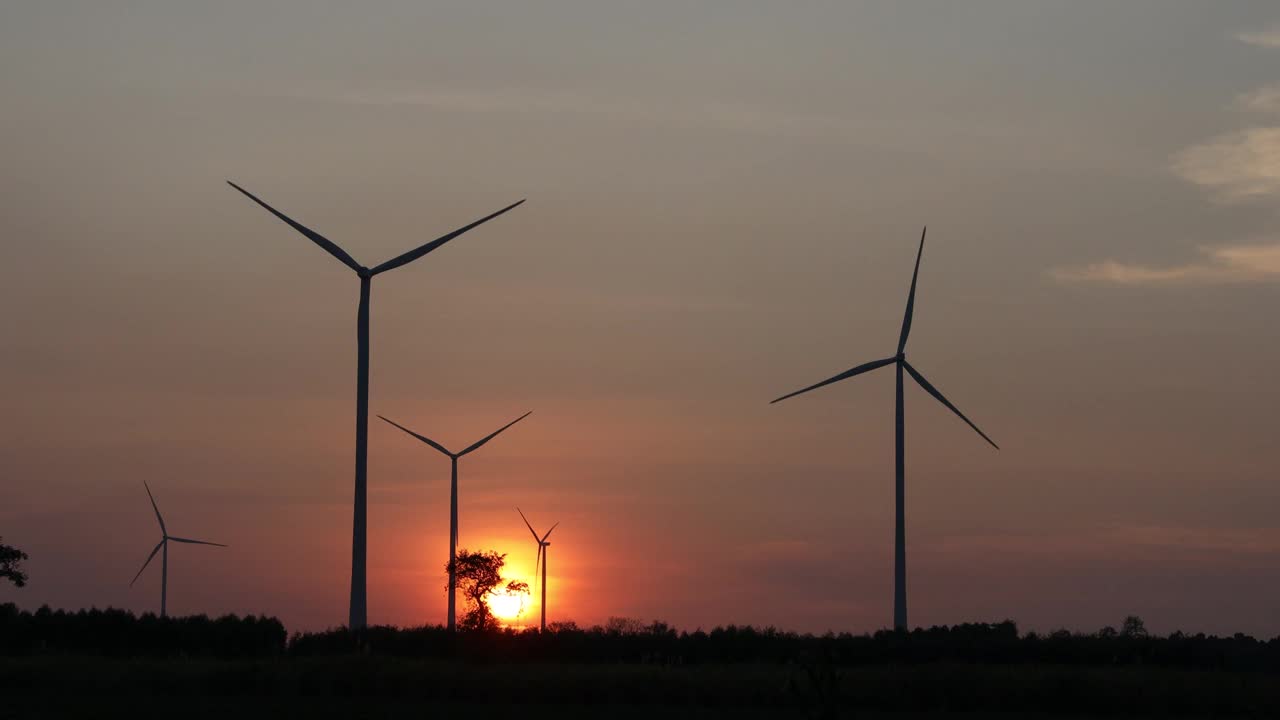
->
xmin=517 ymin=507 xmax=558 ymax=632
xmin=770 ymin=228 xmax=998 ymax=632
xmin=130 ymin=481 xmax=226 ymax=618
xmin=377 ymin=411 xmax=532 ymax=631
xmin=228 ymin=182 xmax=523 ymax=629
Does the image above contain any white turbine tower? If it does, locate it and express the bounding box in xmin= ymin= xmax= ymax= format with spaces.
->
xmin=228 ymin=181 xmax=523 ymax=629
xmin=517 ymin=507 xmax=559 ymax=632
xmin=130 ymin=481 xmax=226 ymax=618
xmin=770 ymin=228 xmax=998 ymax=632
xmin=377 ymin=411 xmax=532 ymax=631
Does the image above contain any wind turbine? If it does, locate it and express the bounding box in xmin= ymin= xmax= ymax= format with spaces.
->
xmin=517 ymin=507 xmax=559 ymax=632
xmin=227 ymin=182 xmax=523 ymax=629
xmin=377 ymin=411 xmax=532 ymax=631
xmin=130 ymin=481 xmax=226 ymax=618
xmin=770 ymin=228 xmax=998 ymax=632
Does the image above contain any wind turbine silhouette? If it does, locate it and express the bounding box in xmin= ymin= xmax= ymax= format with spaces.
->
xmin=770 ymin=228 xmax=998 ymax=632
xmin=227 ymin=181 xmax=523 ymax=629
xmin=377 ymin=411 xmax=532 ymax=631
xmin=130 ymin=481 xmax=226 ymax=618
xmin=517 ymin=507 xmax=559 ymax=632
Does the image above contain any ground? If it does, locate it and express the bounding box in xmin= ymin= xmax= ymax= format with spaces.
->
xmin=3 ymin=656 xmax=1276 ymax=718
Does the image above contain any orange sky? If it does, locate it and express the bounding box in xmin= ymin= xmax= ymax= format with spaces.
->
xmin=2 ymin=2 xmax=1279 ymax=637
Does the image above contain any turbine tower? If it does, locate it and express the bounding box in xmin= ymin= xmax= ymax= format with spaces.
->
xmin=228 ymin=182 xmax=523 ymax=629
xmin=377 ymin=411 xmax=532 ymax=631
xmin=517 ymin=507 xmax=559 ymax=632
xmin=130 ymin=481 xmax=226 ymax=618
xmin=770 ymin=228 xmax=998 ymax=631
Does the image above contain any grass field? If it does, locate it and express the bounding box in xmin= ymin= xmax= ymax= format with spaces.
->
xmin=4 ymin=655 xmax=1277 ymax=719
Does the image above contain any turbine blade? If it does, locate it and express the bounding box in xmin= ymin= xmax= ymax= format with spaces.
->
xmin=130 ymin=541 xmax=164 ymax=587
xmin=377 ymin=415 xmax=454 ymax=456
xmin=532 ymin=545 xmax=542 ymax=599
xmin=902 ymin=360 xmax=999 ymax=450
xmin=226 ymin=181 xmax=364 ymax=273
xmin=770 ymin=357 xmax=896 ymax=404
xmin=517 ymin=507 xmax=540 ymax=542
xmin=541 ymin=522 xmax=560 ymax=543
xmin=166 ymin=536 xmax=228 ymax=547
xmin=143 ymin=481 xmax=166 ymax=535
xmin=897 ymin=227 xmax=926 ymax=355
xmin=369 ymin=199 xmax=526 ymax=276
xmin=458 ymin=411 xmax=532 ymax=457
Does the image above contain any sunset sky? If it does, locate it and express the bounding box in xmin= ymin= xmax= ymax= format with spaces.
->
xmin=3 ymin=1 xmax=1279 ymax=637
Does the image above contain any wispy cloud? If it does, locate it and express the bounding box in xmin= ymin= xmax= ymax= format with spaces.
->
xmin=1237 ymin=25 xmax=1280 ymax=49
xmin=1171 ymin=127 xmax=1280 ymax=203
xmin=1057 ymin=26 xmax=1280 ymax=289
xmin=1236 ymin=85 xmax=1280 ymax=114
xmin=1050 ymin=243 xmax=1280 ymax=285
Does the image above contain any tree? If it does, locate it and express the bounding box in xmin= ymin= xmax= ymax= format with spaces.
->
xmin=0 ymin=537 xmax=29 ymax=588
xmin=605 ymin=616 xmax=647 ymax=635
xmin=447 ymin=549 xmax=526 ymax=631
xmin=1121 ymin=615 xmax=1149 ymax=639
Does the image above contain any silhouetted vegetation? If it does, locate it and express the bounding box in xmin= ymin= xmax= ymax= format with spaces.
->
xmin=4 ymin=607 xmax=1280 ymax=716
xmin=287 ymin=617 xmax=1280 ymax=672
xmin=0 ymin=537 xmax=28 ymax=588
xmin=447 ymin=548 xmax=527 ymax=631
xmin=4 ymin=603 xmax=1279 ymax=672
xmin=0 ymin=603 xmax=285 ymax=657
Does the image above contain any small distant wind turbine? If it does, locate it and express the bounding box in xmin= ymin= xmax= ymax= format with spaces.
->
xmin=377 ymin=411 xmax=532 ymax=631
xmin=130 ymin=481 xmax=226 ymax=618
xmin=770 ymin=228 xmax=998 ymax=632
xmin=517 ymin=507 xmax=559 ymax=632
xmin=228 ymin=181 xmax=523 ymax=629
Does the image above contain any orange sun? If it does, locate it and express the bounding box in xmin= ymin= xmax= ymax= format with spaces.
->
xmin=488 ymin=580 xmax=531 ymax=624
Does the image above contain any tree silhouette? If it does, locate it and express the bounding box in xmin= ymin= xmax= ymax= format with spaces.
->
xmin=447 ymin=549 xmax=526 ymax=631
xmin=1121 ymin=615 xmax=1148 ymax=638
xmin=0 ymin=537 xmax=28 ymax=588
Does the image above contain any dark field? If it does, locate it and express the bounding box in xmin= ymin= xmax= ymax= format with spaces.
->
xmin=4 ymin=655 xmax=1279 ymax=719
xmin=4 ymin=605 xmax=1279 ymax=718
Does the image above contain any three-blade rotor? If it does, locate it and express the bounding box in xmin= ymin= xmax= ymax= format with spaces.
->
xmin=769 ymin=227 xmax=997 ymax=449
xmin=517 ymin=508 xmax=558 ymax=596
xmin=131 ymin=483 xmax=227 ymax=586
xmin=227 ymin=181 xmax=524 ymax=277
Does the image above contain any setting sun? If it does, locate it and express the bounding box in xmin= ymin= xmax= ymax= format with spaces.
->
xmin=488 ymin=580 xmax=531 ymax=624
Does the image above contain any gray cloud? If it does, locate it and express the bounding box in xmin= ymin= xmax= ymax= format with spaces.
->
xmin=1051 ymin=242 xmax=1280 ymax=285
xmin=1236 ymin=85 xmax=1280 ymax=114
xmin=1237 ymin=26 xmax=1280 ymax=49
xmin=1057 ymin=24 xmax=1280 ymax=287
xmin=1171 ymin=127 xmax=1280 ymax=203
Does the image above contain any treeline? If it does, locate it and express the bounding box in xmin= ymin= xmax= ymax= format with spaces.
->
xmin=5 ymin=603 xmax=1280 ymax=672
xmin=292 ymin=618 xmax=1280 ymax=671
xmin=0 ymin=603 xmax=286 ymax=658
